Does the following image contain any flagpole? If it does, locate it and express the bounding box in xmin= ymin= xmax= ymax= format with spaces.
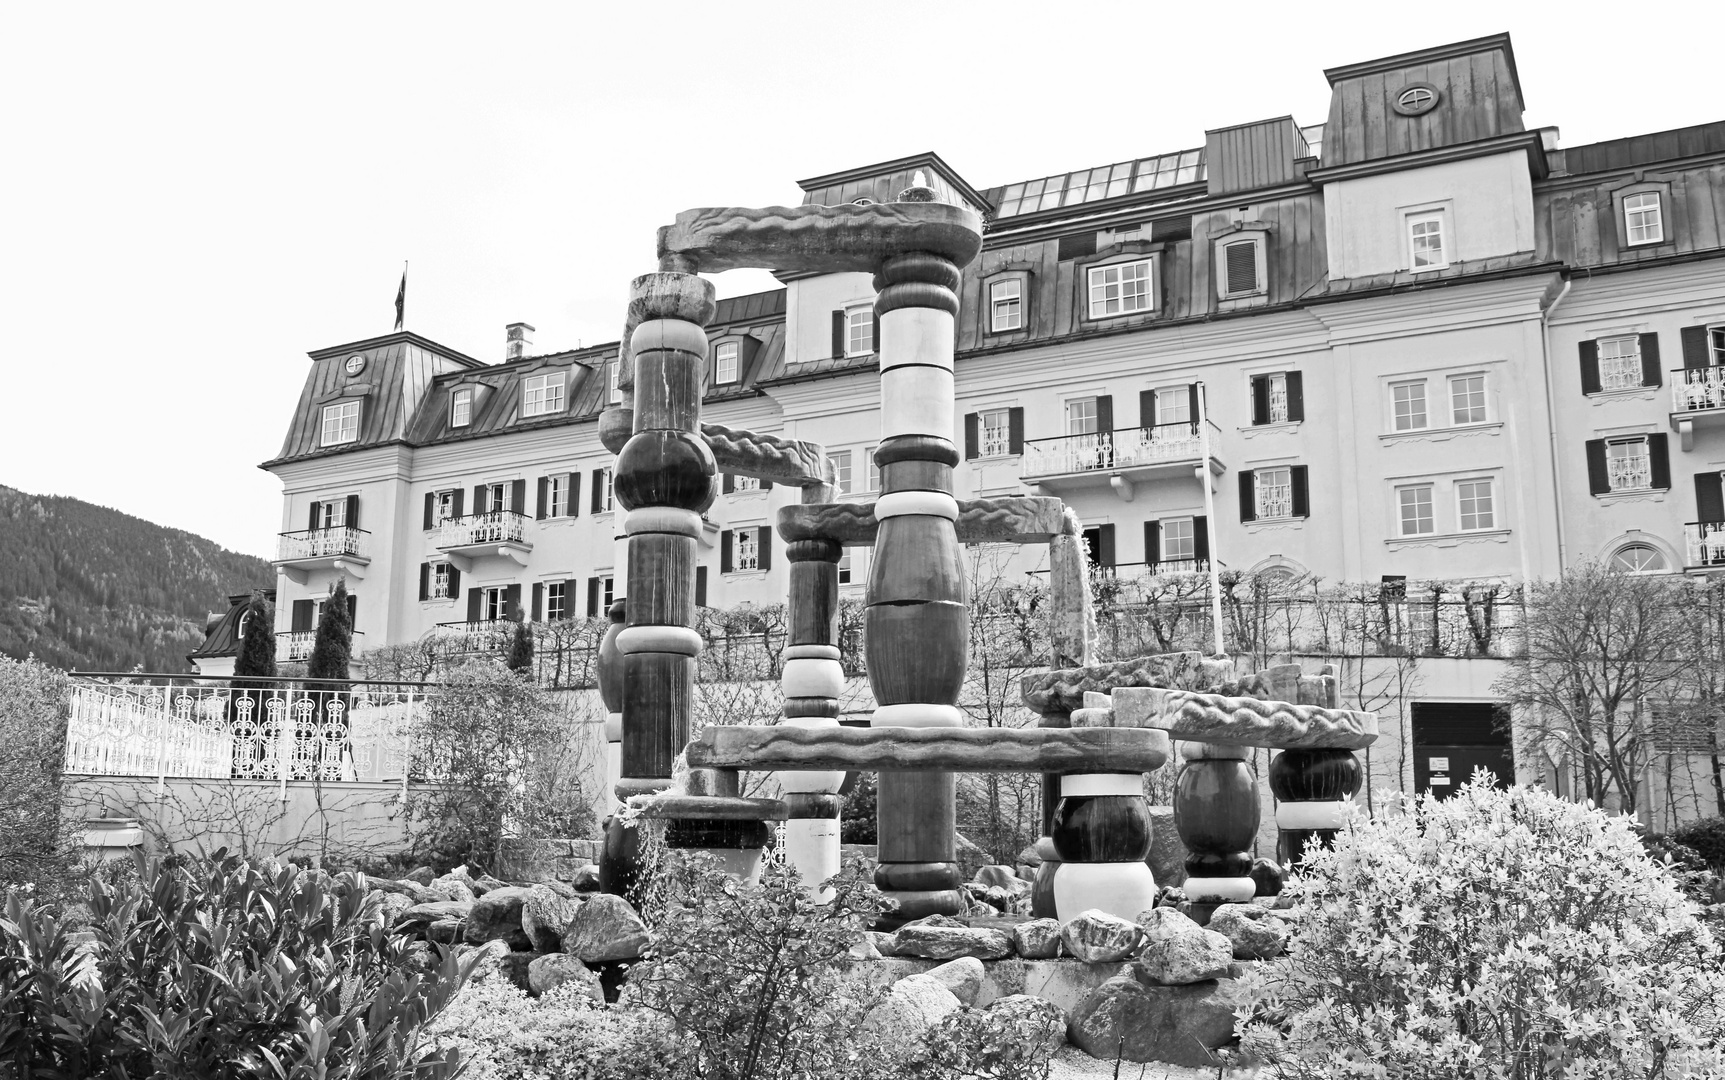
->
xmin=1198 ymin=382 xmax=1225 ymax=658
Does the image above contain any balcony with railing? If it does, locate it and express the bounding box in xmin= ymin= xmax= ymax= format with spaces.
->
xmin=1020 ymin=421 xmax=1224 ymax=493
xmin=436 ymin=511 xmax=533 ymax=568
xmin=1669 ymin=367 xmax=1725 ymax=450
xmin=274 ymin=527 xmax=370 ymax=583
xmin=277 ymin=629 xmax=366 ymax=661
xmin=1686 ymin=521 xmax=1725 ymax=570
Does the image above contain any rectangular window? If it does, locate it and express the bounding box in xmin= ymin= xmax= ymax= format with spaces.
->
xmin=1393 ymin=381 xmax=1428 ymax=431
xmin=1266 ymin=373 xmax=1289 ymax=424
xmin=482 ymin=587 xmax=507 ymax=622
xmin=837 ymin=550 xmax=853 ymax=585
xmin=865 ymin=447 xmax=879 ymax=492
xmin=1625 ymin=192 xmax=1663 ymax=245
xmin=1222 ymin=239 xmax=1260 ymax=296
xmin=1255 ymin=467 xmax=1293 ymax=520
xmin=1155 ymin=388 xmax=1191 ymax=427
xmin=487 ymin=481 xmax=510 ymax=512
xmin=1162 ymin=517 xmax=1194 ymax=561
xmin=608 ymin=361 xmax=621 ymax=404
xmin=1457 ymin=479 xmax=1495 ymax=531
xmin=599 ymin=468 xmax=614 ymax=512
xmin=1087 ymin=260 xmax=1153 ymax=318
xmin=315 ymin=499 xmax=346 ymax=530
xmin=431 ymin=563 xmax=453 ymax=600
xmin=846 ymin=308 xmax=874 ymax=356
xmin=546 ymin=581 xmax=567 ymax=621
xmin=715 ymin=341 xmax=739 ymax=384
xmin=1398 ymin=485 xmax=1434 ymax=536
xmin=979 ymin=409 xmax=1012 ymax=457
xmin=522 ymin=373 xmax=565 ymax=417
xmin=830 ymin=451 xmax=852 ymax=495
xmin=733 ymin=474 xmax=761 ymax=493
xmin=1450 ymin=374 xmax=1487 ymax=425
xmin=1409 ymin=212 xmax=1447 ymax=270
xmin=1066 ymin=397 xmax=1099 ymax=436
xmin=735 ymin=529 xmax=760 ymax=571
xmin=601 ymin=576 xmax=615 ymax=609
xmin=1606 ymin=438 xmax=1652 ymax=491
xmin=546 ymin=474 xmax=567 ymax=517
xmin=451 ymin=388 xmax=473 ymax=427
xmin=321 ymin=401 xmax=360 ymax=446
xmin=436 ymin=490 xmax=457 ymax=524
xmin=1598 ymin=336 xmax=1643 ymax=393
xmin=989 ymin=279 xmax=1023 ymax=332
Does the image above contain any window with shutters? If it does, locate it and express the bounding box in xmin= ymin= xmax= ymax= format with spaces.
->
xmin=714 ymin=341 xmax=739 ymax=385
xmin=600 ymin=576 xmax=615 ymax=610
xmin=1398 ymin=485 xmax=1435 ymax=536
xmin=846 ymin=306 xmax=874 ymax=357
xmin=1597 ymin=336 xmax=1643 ymax=392
xmin=546 ymin=581 xmax=567 ymax=620
xmin=837 ymin=550 xmax=853 ymax=585
xmin=1606 ymin=437 xmax=1654 ymax=492
xmin=598 ymin=468 xmax=614 ymax=512
xmin=1624 ymin=192 xmax=1664 ymax=246
xmin=830 ymin=451 xmax=852 ymax=495
xmin=320 ymin=401 xmax=360 ymax=446
xmin=451 ymin=388 xmax=473 ymax=427
xmin=522 ymin=373 xmax=565 ymax=417
xmin=979 ymin=409 xmax=1013 ymax=457
xmin=431 ymin=563 xmax=454 ymax=600
xmin=545 ymin=474 xmax=568 ymax=517
xmin=486 ymin=482 xmax=510 ymax=513
xmin=315 ymin=499 xmax=347 ymax=530
xmin=1162 ymin=517 xmax=1194 ymax=561
xmin=1256 ymin=467 xmax=1293 ymax=520
xmin=481 ymin=587 xmax=508 ymax=622
xmin=435 ymin=490 xmax=457 ymax=525
xmin=1087 ymin=259 xmax=1154 ymax=318
xmin=1218 ymin=237 xmax=1264 ymax=298
xmin=608 ymin=361 xmax=621 ymax=404
xmin=989 ymin=279 xmax=1023 ymax=332
xmin=1457 ymin=479 xmax=1495 ymax=531
xmin=1450 ymin=374 xmax=1488 ymax=425
xmin=1408 ymin=211 xmax=1448 ymax=270
xmin=1066 ymin=398 xmax=1099 ymax=436
xmin=735 ymin=529 xmax=759 ymax=571
xmin=1392 ymin=381 xmax=1429 ymax=431
xmin=1154 ymin=388 xmax=1191 ymax=427
xmin=1265 ymin=373 xmax=1289 ymax=423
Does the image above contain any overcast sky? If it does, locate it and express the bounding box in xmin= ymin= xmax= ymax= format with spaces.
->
xmin=1 ymin=2 xmax=1717 ymax=562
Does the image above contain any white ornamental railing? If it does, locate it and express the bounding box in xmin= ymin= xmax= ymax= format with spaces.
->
xmin=64 ymin=676 xmax=427 ymax=788
xmin=1607 ymin=454 xmax=1652 ymax=492
xmin=1022 ymin=423 xmax=1209 ymax=479
xmin=1672 ymin=367 xmax=1725 ymax=412
xmin=276 ymin=527 xmax=369 ymax=561
xmin=438 ymin=511 xmax=529 ymax=548
xmin=1687 ymin=521 xmax=1725 ymax=568
xmin=1600 ymin=357 xmax=1642 ymax=392
xmin=277 ymin=629 xmax=366 ymax=661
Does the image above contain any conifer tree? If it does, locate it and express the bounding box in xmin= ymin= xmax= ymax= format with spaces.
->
xmin=232 ymin=591 xmax=276 ymax=680
xmin=307 ymin=580 xmax=353 ymax=685
xmin=505 ymin=616 xmax=534 ymax=675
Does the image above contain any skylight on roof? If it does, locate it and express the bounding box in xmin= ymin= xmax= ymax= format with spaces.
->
xmin=994 ymin=149 xmax=1205 ymax=218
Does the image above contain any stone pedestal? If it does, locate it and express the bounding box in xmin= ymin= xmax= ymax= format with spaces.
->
xmin=1049 ymin=773 xmax=1157 ymax=921
xmin=1268 ymin=747 xmax=1361 ymax=866
xmin=1172 ymin=743 xmax=1258 ymax=904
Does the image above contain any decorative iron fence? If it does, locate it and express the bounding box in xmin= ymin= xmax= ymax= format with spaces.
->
xmin=275 ymin=527 xmax=369 ymax=561
xmin=1020 ymin=421 xmax=1216 ymax=478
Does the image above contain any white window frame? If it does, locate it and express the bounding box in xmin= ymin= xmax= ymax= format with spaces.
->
xmin=1605 ymin=437 xmax=1653 ymax=493
xmin=1407 ymin=210 xmax=1448 ymax=271
xmin=1397 ymin=484 xmax=1435 ymax=537
xmin=845 ymin=306 xmax=874 ymax=357
xmin=546 ymin=474 xmax=567 ymax=518
xmin=979 ymin=409 xmax=1013 ymax=458
xmin=735 ymin=529 xmax=760 ymax=572
xmin=1610 ymin=543 xmax=1668 ymax=574
xmin=1392 ymin=380 xmax=1429 ymax=432
xmin=837 ymin=550 xmax=854 ymax=585
xmin=1255 ymin=467 xmax=1293 ymax=521
xmin=317 ymin=498 xmax=347 ymax=531
xmin=1624 ymin=192 xmax=1664 ymax=246
xmin=435 ymin=490 xmax=457 ymax=524
xmin=1597 ymin=337 xmax=1643 ymax=393
xmin=1087 ymin=258 xmax=1154 ymax=319
xmin=864 ymin=446 xmax=880 ymax=493
xmin=1449 ymin=373 xmax=1488 ymax=426
xmin=451 ymin=387 xmax=473 ymax=428
xmin=1161 ymin=517 xmax=1195 ymax=561
xmin=1066 ymin=397 xmax=1099 ymax=436
xmin=486 ymin=481 xmax=509 ymax=513
xmin=608 ymin=361 xmax=621 ymax=404
xmin=1455 ymin=478 xmax=1496 ymax=532
xmin=481 ymin=587 xmax=507 ymax=622
xmin=1265 ymin=373 xmax=1289 ymax=424
xmin=522 ymin=372 xmax=565 ymax=418
xmin=431 ymin=562 xmax=453 ymax=600
xmin=732 ymin=473 xmax=761 ymax=493
xmin=989 ymin=279 xmax=1023 ymax=332
xmin=1154 ymin=386 xmax=1191 ymax=428
xmin=830 ymin=450 xmax=852 ymax=495
xmin=1217 ymin=236 xmax=1266 ymax=299
xmin=715 ymin=341 xmax=739 ymax=385
xmin=546 ymin=581 xmax=567 ymax=620
xmin=598 ymin=468 xmax=614 ymax=513
xmin=601 ymin=576 xmax=615 ymax=610
xmin=320 ymin=401 xmax=360 ymax=446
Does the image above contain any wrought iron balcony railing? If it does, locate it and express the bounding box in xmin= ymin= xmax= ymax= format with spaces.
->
xmin=1686 ymin=521 xmax=1725 ymax=567
xmin=1020 ymin=421 xmax=1217 ymax=479
xmin=276 ymin=527 xmax=369 ymax=561
xmin=1672 ymin=367 xmax=1725 ymax=412
xmin=437 ymin=510 xmax=530 ymax=548
xmin=276 ymin=629 xmax=366 ymax=661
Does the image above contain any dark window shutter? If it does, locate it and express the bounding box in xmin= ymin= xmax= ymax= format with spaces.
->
xmin=587 ymin=578 xmax=600 ymax=618
xmin=447 ymin=566 xmax=461 ymax=597
xmin=1682 ymin=326 xmax=1712 ymax=369
xmin=1648 ymin=433 xmax=1671 ymax=490
xmin=536 ymin=478 xmax=548 ymax=520
xmin=1057 ymin=233 xmax=1097 ymax=261
xmin=1585 ymin=439 xmax=1610 ymax=495
xmin=1286 ymin=372 xmax=1304 ymax=423
xmin=1097 ymin=524 xmax=1115 ymax=568
xmin=1192 ymin=516 xmax=1210 ymax=564
xmin=419 ymin=563 xmax=430 ymax=602
xmin=964 ymin=414 xmax=980 ymax=460
xmin=695 ymin=566 xmax=708 ymax=607
xmin=467 ymin=588 xmax=482 ymax=623
xmin=1696 ymin=472 xmax=1725 ymax=523
xmin=452 ymin=488 xmax=464 ymax=518
xmin=568 ymin=472 xmax=581 ymax=517
xmin=346 ymin=593 xmax=357 ymax=624
xmin=871 ymin=312 xmax=880 ymax=354
xmin=1096 ymin=395 xmax=1114 ymax=434
xmin=1186 ymin=385 xmax=1200 ymax=429
xmin=721 ymin=530 xmax=734 ymax=574
xmin=1144 ymin=520 xmax=1162 ymax=566
xmin=591 ymin=470 xmax=604 ymax=513
xmin=723 ymin=472 xmax=736 ymax=494
xmin=308 ymin=502 xmax=320 ymax=532
xmin=757 ymin=526 xmax=773 ymax=571
xmin=292 ymin=599 xmax=314 ymax=633
xmin=473 ymin=484 xmax=488 ymax=514
xmin=1225 ymin=240 xmax=1258 ymax=294
xmin=1290 ymin=466 xmax=1310 ymax=518
xmin=423 ymin=493 xmax=435 ymax=531
xmin=762 ymin=479 xmax=773 ymax=491
xmin=563 ymin=579 xmax=577 ymax=616
xmin=1140 ymin=389 xmax=1157 ymax=429
xmin=532 ymin=583 xmax=544 ymax=621
xmin=1579 ymin=340 xmax=1602 ymax=395
xmin=1640 ymin=333 xmax=1662 ymax=388
xmin=1251 ymin=376 xmax=1269 ymax=426
xmin=831 ymin=310 xmax=845 ymax=358
xmin=345 ymin=494 xmax=360 ymax=529
xmin=511 ymin=480 xmax=526 ymax=515
xmin=505 ymin=584 xmax=521 ymax=620
xmin=1008 ymin=407 xmax=1024 ymax=454
xmin=1239 ymin=471 xmax=1257 ymax=522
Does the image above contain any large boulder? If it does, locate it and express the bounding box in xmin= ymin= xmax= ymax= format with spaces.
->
xmin=426 ymin=873 xmax=477 ymax=904
xmin=1133 ymin=908 xmax=1231 ymax=986
xmin=527 ymin=953 xmax=605 ymax=1002
xmin=562 ymin=893 xmax=649 ymax=963
xmin=1068 ymin=974 xmax=1246 ymax=1067
xmin=861 ymin=973 xmax=962 ymax=1039
xmin=1207 ymin=904 xmax=1288 ymax=960
xmin=924 ymin=956 xmax=984 ymax=1006
xmin=394 ymin=899 xmax=471 ymax=935
xmin=471 ymin=873 xmax=510 ymax=896
xmin=986 ymin=994 xmax=1067 ymax=1055
xmin=404 ymin=865 xmax=436 ymax=885
xmin=372 ymin=890 xmax=413 ymax=928
xmin=465 ymin=886 xmax=533 ymax=949
xmin=368 ymin=877 xmax=434 ymax=904
xmin=463 ymin=938 xmax=515 ymax=982
xmin=893 ymin=916 xmax=1013 ymax=961
xmin=522 ymin=884 xmax=583 ymax=952
xmin=1061 ymin=910 xmax=1143 ymax=964
xmin=1011 ymin=918 xmax=1063 ymax=960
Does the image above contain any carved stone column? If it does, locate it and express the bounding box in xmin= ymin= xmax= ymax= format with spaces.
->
xmin=1173 ymin=742 xmax=1259 ymax=906
xmin=1268 ymin=748 xmax=1361 ymax=866
xmin=779 ymin=520 xmax=845 ymax=898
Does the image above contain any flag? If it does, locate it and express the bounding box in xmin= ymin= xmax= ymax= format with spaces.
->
xmin=393 ymin=268 xmax=406 ymax=331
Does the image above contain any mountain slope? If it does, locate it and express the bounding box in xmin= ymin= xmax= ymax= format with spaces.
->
xmin=0 ymin=485 xmax=273 ymax=672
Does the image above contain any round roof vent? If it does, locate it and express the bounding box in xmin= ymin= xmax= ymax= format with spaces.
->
xmin=1392 ymin=83 xmax=1441 ymax=117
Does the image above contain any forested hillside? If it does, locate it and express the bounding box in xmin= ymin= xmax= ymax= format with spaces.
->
xmin=0 ymin=485 xmax=272 ymax=672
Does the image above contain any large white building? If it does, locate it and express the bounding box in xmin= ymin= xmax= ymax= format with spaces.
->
xmin=263 ymin=34 xmax=1725 ymax=827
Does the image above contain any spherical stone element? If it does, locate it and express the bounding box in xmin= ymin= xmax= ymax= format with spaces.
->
xmin=614 ymin=429 xmax=715 ymax=512
xmin=782 ymin=657 xmax=844 ymax=699
xmin=874 ymin=490 xmax=960 ymax=521
xmin=596 ymin=602 xmax=626 ymax=716
xmin=879 ymin=889 xmax=969 ymax=927
xmin=866 ymin=602 xmax=968 ymax=705
xmin=1053 ymin=861 xmax=1159 ymax=924
xmin=1051 ymin=795 xmax=1153 ymax=862
xmin=1268 ymin=748 xmax=1361 ymax=801
xmin=1173 ymin=759 xmax=1260 ymax=853
xmin=1184 ymin=851 xmax=1254 ymax=878
xmin=1060 ymin=909 xmax=1145 ymax=963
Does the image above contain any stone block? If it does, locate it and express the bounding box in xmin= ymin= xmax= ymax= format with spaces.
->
xmin=1068 ymin=975 xmax=1247 ymax=1067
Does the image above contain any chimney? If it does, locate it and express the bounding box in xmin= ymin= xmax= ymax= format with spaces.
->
xmin=505 ymin=322 xmax=535 ymax=361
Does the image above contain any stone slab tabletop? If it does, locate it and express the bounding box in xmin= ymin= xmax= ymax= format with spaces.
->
xmin=1110 ymin=687 xmax=1377 ymax=750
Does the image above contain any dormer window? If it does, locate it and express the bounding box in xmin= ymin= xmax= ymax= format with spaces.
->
xmin=451 ymin=387 xmax=473 ymax=428
xmin=320 ymin=401 xmax=360 ymax=446
xmin=1624 ymin=192 xmax=1664 ymax=246
xmin=715 ymin=341 xmax=739 ymax=385
xmin=1408 ymin=211 xmax=1448 ymax=271
xmin=522 ymin=372 xmax=565 ymax=418
xmin=989 ymin=279 xmax=1023 ymax=332
xmin=846 ymin=306 xmax=874 ymax=357
xmin=1087 ymin=259 xmax=1154 ymax=319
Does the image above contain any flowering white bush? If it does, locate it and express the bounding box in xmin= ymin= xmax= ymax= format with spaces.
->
xmin=1238 ymin=779 xmax=1725 ymax=1079
xmin=425 ymin=977 xmax=689 ymax=1080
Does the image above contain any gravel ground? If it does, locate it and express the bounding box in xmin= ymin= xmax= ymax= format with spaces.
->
xmin=1047 ymin=1046 xmax=1261 ymax=1080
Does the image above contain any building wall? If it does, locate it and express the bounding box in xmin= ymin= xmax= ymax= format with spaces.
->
xmin=1324 ymin=152 xmax=1536 ymax=278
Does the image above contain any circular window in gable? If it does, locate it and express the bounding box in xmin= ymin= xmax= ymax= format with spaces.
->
xmin=1392 ymin=83 xmax=1441 ymax=117
xmin=1610 ymin=543 xmax=1667 ymax=573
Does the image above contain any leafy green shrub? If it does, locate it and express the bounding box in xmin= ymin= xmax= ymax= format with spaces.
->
xmin=0 ymin=657 xmax=73 ymax=896
xmin=1674 ymin=815 xmax=1725 ymax=870
xmin=0 ymin=851 xmax=473 ymax=1079
xmin=900 ymin=1006 xmax=1063 ymax=1080
xmin=1239 ymin=779 xmax=1725 ymax=1079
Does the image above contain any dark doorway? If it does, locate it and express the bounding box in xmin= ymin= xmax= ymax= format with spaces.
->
xmin=1411 ymin=701 xmax=1514 ymax=799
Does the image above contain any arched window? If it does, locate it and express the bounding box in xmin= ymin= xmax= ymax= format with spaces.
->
xmin=1610 ymin=544 xmax=1667 ymax=573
